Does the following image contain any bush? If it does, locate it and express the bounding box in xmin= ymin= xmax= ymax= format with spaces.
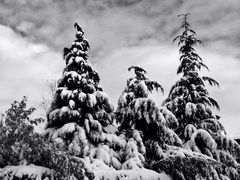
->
xmin=0 ymin=97 xmax=94 ymax=180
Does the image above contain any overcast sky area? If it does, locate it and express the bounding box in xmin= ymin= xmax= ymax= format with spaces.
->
xmin=0 ymin=0 xmax=240 ymax=137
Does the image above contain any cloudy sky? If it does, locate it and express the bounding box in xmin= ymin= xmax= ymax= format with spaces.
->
xmin=0 ymin=0 xmax=240 ymax=137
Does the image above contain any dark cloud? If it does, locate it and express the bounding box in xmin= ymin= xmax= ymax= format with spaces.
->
xmin=0 ymin=0 xmax=239 ymax=60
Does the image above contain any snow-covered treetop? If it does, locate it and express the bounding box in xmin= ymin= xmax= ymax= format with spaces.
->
xmin=163 ymin=14 xmax=220 ymax=124
xmin=61 ymin=23 xmax=100 ymax=88
xmin=173 ymin=13 xmax=209 ymax=77
xmin=46 ymin=23 xmax=113 ymax=129
xmin=117 ymin=66 xmax=164 ymax=110
xmin=128 ymin=66 xmax=164 ymax=94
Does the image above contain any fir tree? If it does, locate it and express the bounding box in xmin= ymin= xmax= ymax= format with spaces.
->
xmin=116 ymin=66 xmax=182 ymax=167
xmin=163 ymin=13 xmax=221 ymax=138
xmin=45 ymin=23 xmax=122 ymax=161
xmin=159 ymin=14 xmax=240 ymax=180
xmin=45 ymin=22 xmax=116 ymax=142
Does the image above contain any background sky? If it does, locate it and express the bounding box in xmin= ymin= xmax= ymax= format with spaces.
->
xmin=0 ymin=0 xmax=240 ymax=137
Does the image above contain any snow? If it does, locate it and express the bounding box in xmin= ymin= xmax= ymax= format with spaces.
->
xmin=125 ymin=140 xmax=140 ymax=160
xmin=111 ymin=156 xmax=122 ymax=170
xmin=102 ymin=124 xmax=118 ymax=134
xmin=69 ymin=126 xmax=89 ymax=156
xmin=184 ymin=124 xmax=197 ymax=139
xmin=185 ymin=102 xmax=196 ymax=117
xmin=187 ymin=129 xmax=217 ymax=154
xmin=78 ymin=92 xmax=86 ymax=103
xmin=164 ymin=146 xmax=214 ymax=160
xmin=96 ymin=91 xmax=108 ymax=103
xmin=128 ymin=78 xmax=137 ymax=88
xmin=73 ymin=47 xmax=78 ymax=52
xmin=57 ymin=123 xmax=76 ymax=137
xmin=165 ymin=128 xmax=182 ymax=145
xmin=118 ymin=92 xmax=134 ymax=108
xmin=59 ymin=106 xmax=71 ymax=120
xmin=48 ymin=109 xmax=60 ymax=122
xmin=67 ymin=56 xmax=74 ymax=65
xmin=69 ymin=100 xmax=76 ymax=109
xmin=95 ymin=146 xmax=111 ymax=165
xmin=136 ymin=81 xmax=149 ymax=97
xmin=71 ymin=110 xmax=80 ymax=118
xmin=86 ymin=93 xmax=97 ymax=108
xmin=160 ymin=107 xmax=178 ymax=128
xmin=91 ymin=159 xmax=111 ymax=171
xmin=93 ymin=169 xmax=172 ymax=180
xmin=64 ymin=71 xmax=79 ymax=81
xmin=60 ymin=89 xmax=73 ymax=100
xmin=0 ymin=164 xmax=52 ymax=180
xmin=53 ymin=137 xmax=65 ymax=147
xmin=130 ymin=98 xmax=166 ymax=126
xmin=89 ymin=118 xmax=102 ymax=131
xmin=121 ymin=157 xmax=142 ymax=170
xmin=104 ymin=133 xmax=126 ymax=148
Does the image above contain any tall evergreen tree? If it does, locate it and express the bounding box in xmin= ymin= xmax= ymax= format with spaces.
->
xmin=0 ymin=97 xmax=92 ymax=180
xmin=45 ymin=23 xmax=124 ymax=163
xmin=159 ymin=14 xmax=240 ymax=179
xmin=163 ymin=13 xmax=221 ymax=138
xmin=46 ymin=22 xmax=115 ymax=141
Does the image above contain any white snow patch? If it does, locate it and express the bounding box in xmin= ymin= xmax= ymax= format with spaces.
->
xmin=94 ymin=169 xmax=172 ymax=180
xmin=52 ymin=122 xmax=76 ymax=139
xmin=0 ymin=164 xmax=52 ymax=180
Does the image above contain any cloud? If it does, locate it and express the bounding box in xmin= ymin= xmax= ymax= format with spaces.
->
xmin=0 ymin=24 xmax=64 ymax=113
xmin=1 ymin=0 xmax=240 ymax=59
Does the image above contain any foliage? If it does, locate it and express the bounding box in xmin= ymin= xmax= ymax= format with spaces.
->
xmin=153 ymin=155 xmax=239 ymax=180
xmin=0 ymin=97 xmax=94 ymax=180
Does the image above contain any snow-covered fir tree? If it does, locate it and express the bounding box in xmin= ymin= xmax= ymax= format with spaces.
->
xmin=116 ymin=66 xmax=182 ymax=167
xmin=159 ymin=14 xmax=240 ymax=179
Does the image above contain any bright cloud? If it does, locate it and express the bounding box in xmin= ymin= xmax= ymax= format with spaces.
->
xmin=0 ymin=25 xmax=64 ymax=113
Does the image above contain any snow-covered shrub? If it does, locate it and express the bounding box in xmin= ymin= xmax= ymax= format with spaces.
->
xmin=0 ymin=97 xmax=93 ymax=180
xmin=153 ymin=154 xmax=239 ymax=180
xmin=0 ymin=164 xmax=53 ymax=180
